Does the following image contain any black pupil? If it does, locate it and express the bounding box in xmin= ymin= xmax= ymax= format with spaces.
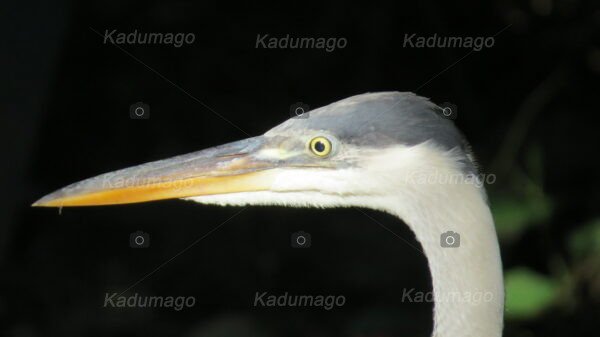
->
xmin=314 ymin=141 xmax=326 ymax=153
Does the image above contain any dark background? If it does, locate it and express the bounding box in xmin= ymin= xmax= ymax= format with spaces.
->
xmin=2 ymin=0 xmax=599 ymax=336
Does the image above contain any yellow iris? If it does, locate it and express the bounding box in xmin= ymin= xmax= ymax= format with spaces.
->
xmin=309 ymin=136 xmax=332 ymax=157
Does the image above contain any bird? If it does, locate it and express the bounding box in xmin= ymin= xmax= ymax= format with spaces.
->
xmin=33 ymin=92 xmax=504 ymax=337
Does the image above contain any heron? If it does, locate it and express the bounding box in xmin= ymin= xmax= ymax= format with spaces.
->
xmin=33 ymin=92 xmax=504 ymax=337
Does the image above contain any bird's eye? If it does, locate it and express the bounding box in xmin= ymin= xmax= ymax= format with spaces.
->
xmin=308 ymin=136 xmax=332 ymax=157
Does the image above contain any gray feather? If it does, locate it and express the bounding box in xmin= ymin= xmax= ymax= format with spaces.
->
xmin=268 ymin=92 xmax=477 ymax=173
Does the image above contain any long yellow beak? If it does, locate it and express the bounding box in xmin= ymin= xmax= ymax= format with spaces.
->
xmin=32 ymin=136 xmax=280 ymax=207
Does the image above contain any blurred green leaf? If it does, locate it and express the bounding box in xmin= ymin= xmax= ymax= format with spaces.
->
xmin=505 ymin=267 xmax=559 ymax=320
xmin=491 ymin=194 xmax=552 ymax=242
xmin=490 ymin=141 xmax=555 ymax=242
xmin=568 ymin=219 xmax=600 ymax=258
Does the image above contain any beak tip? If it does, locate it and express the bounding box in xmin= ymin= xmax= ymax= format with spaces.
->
xmin=32 ymin=193 xmax=60 ymax=207
xmin=31 ymin=200 xmax=47 ymax=207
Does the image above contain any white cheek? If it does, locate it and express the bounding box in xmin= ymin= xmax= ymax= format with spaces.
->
xmin=257 ymin=148 xmax=301 ymax=160
xmin=271 ymin=169 xmax=360 ymax=195
xmin=184 ymin=168 xmax=375 ymax=208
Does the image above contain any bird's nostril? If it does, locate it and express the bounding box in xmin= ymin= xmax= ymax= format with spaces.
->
xmin=216 ymin=152 xmax=248 ymax=158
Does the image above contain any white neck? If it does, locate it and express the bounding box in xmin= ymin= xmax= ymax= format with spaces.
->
xmin=387 ymin=190 xmax=503 ymax=336
xmin=373 ymin=146 xmax=504 ymax=337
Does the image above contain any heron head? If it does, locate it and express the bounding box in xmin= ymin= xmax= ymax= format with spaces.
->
xmin=33 ymin=92 xmax=473 ymax=208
